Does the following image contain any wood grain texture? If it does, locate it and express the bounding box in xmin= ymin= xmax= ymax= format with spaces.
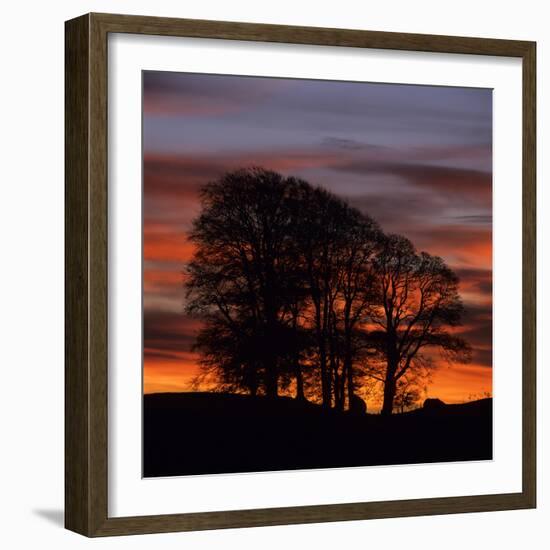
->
xmin=65 ymin=14 xmax=91 ymax=535
xmin=88 ymin=13 xmax=109 ymax=535
xmin=521 ymin=42 xmax=537 ymax=508
xmin=64 ymin=12 xmax=537 ymax=537
xmin=92 ymin=12 xmax=533 ymax=56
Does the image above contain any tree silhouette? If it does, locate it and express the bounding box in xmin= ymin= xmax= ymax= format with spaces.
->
xmin=393 ymin=370 xmax=428 ymax=413
xmin=289 ymin=184 xmax=346 ymax=407
xmin=333 ymin=209 xmax=382 ymax=409
xmin=185 ymin=168 xmax=471 ymax=414
xmin=369 ymin=235 xmax=471 ymax=416
xmin=289 ymin=183 xmax=381 ymax=409
xmin=186 ymin=168 xmax=307 ymax=398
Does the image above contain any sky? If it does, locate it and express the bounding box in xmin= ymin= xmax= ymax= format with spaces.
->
xmin=142 ymin=71 xmax=493 ymax=407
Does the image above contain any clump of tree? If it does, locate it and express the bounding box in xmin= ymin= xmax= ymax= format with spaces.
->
xmin=366 ymin=235 xmax=471 ymax=415
xmin=185 ymin=167 xmax=470 ymax=414
xmin=393 ymin=371 xmax=430 ymax=413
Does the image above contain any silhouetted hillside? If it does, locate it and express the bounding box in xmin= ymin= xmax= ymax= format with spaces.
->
xmin=143 ymin=393 xmax=492 ymax=477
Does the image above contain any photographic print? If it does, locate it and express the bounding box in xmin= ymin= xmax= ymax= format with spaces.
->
xmin=142 ymin=71 xmax=493 ymax=478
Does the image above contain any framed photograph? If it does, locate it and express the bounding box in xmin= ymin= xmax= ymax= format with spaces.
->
xmin=65 ymin=12 xmax=536 ymax=537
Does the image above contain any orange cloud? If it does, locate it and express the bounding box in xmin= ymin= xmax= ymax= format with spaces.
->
xmin=143 ymin=269 xmax=185 ymax=292
xmin=144 ymin=223 xmax=196 ymax=263
xmin=143 ymin=321 xmax=204 ymax=393
xmin=427 ymin=363 xmax=492 ymax=403
xmin=144 ymin=352 xmax=201 ymax=394
xmin=411 ymin=226 xmax=492 ymax=271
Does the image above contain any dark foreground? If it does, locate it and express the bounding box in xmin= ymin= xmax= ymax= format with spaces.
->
xmin=143 ymin=392 xmax=492 ymax=477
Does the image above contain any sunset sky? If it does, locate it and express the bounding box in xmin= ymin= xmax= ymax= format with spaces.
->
xmin=143 ymin=71 xmax=493 ymax=408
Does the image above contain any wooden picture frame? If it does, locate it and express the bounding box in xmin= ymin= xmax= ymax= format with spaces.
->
xmin=65 ymin=12 xmax=536 ymax=537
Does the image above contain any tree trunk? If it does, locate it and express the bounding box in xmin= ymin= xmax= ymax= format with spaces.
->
xmin=264 ymin=367 xmax=278 ymax=398
xmin=321 ymin=295 xmax=333 ymax=408
xmin=295 ymin=363 xmax=305 ymax=400
xmin=381 ymin=373 xmax=396 ymax=416
xmin=328 ymin=319 xmax=343 ymax=411
xmin=312 ymin=292 xmax=331 ymax=408
xmin=340 ymin=365 xmax=347 ymax=410
xmin=333 ymin=368 xmax=343 ymax=411
xmin=263 ymin=296 xmax=279 ymax=398
xmin=291 ymin=313 xmax=306 ymax=401
xmin=381 ymin=328 xmax=397 ymax=416
xmin=249 ymin=365 xmax=258 ymax=397
xmin=318 ymin=341 xmax=331 ymax=408
xmin=264 ymin=350 xmax=278 ymax=398
xmin=345 ymin=346 xmax=354 ymax=409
